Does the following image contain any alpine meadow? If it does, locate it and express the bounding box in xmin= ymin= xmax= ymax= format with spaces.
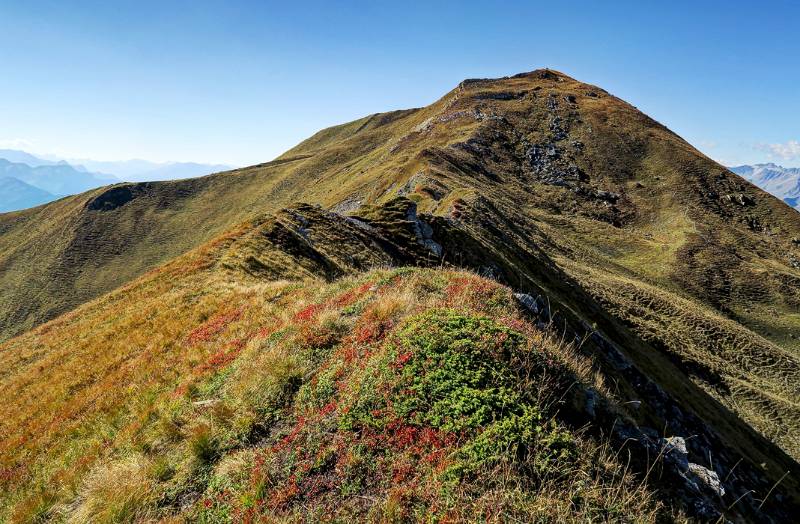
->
xmin=1 ymin=68 xmax=799 ymax=523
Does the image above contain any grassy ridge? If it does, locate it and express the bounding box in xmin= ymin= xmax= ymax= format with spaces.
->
xmin=0 ymin=109 xmax=428 ymax=342
xmin=0 ymin=243 xmax=665 ymax=521
xmin=2 ymin=69 xmax=800 ymax=520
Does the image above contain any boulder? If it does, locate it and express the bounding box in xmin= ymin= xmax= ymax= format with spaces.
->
xmin=660 ymin=436 xmax=725 ymax=498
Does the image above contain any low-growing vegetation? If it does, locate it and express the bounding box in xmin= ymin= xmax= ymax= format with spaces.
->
xmin=0 ymin=261 xmax=667 ymax=522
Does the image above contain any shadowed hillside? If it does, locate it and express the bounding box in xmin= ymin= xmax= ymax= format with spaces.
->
xmin=2 ymin=70 xmax=800 ymax=521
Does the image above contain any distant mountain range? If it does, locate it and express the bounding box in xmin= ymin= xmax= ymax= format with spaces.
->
xmin=0 ymin=149 xmax=54 ymax=167
xmin=0 ymin=149 xmax=233 ymax=212
xmin=0 ymin=158 xmax=119 ymax=197
xmin=67 ymin=158 xmax=232 ymax=182
xmin=730 ymin=163 xmax=800 ymax=210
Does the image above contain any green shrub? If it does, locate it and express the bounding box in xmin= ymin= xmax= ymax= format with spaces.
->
xmin=391 ymin=311 xmax=531 ymax=432
xmin=339 ymin=309 xmax=575 ymax=482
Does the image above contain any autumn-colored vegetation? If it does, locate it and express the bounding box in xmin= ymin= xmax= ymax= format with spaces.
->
xmin=2 ymin=68 xmax=800 ymax=521
xmin=0 ymin=256 xmax=667 ymax=521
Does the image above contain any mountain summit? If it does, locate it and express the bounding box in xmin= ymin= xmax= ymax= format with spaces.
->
xmin=1 ymin=70 xmax=799 ymax=522
xmin=731 ymin=163 xmax=800 ymax=209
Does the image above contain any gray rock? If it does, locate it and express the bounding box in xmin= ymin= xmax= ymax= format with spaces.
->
xmin=737 ymin=193 xmax=756 ymax=206
xmin=406 ymin=205 xmax=442 ymax=258
xmin=661 ymin=436 xmax=725 ymax=498
xmin=514 ymin=293 xmax=542 ymax=314
xmin=422 ymin=239 xmax=443 ymax=257
xmin=525 ymin=143 xmax=588 ymax=188
xmin=584 ymin=388 xmax=598 ymax=418
xmin=662 ymin=436 xmax=690 ymax=471
xmin=344 ymin=216 xmax=375 ymax=233
xmin=417 ymin=219 xmax=434 ymax=240
xmin=595 ymin=190 xmax=621 ymax=203
xmin=688 ymin=463 xmax=726 ymax=498
xmin=723 ymin=193 xmax=755 ymax=206
xmin=514 ymin=293 xmax=550 ymax=319
xmin=549 ymin=116 xmax=568 ymax=141
xmin=331 ymin=196 xmax=362 ymax=214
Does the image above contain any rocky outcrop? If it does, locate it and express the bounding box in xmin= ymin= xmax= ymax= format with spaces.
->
xmin=86 ymin=184 xmax=142 ymax=211
xmin=662 ymin=436 xmax=725 ymax=498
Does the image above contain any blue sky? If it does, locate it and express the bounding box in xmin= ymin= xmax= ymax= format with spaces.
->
xmin=0 ymin=0 xmax=798 ymax=167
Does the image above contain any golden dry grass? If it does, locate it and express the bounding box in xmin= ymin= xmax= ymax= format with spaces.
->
xmin=0 ymin=243 xmax=667 ymax=521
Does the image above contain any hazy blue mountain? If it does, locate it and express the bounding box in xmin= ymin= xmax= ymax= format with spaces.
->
xmin=0 ymin=159 xmax=119 ymax=197
xmin=0 ymin=177 xmax=55 ymax=212
xmin=0 ymin=149 xmax=233 ymax=183
xmin=70 ymin=158 xmax=233 ymax=181
xmin=0 ymin=149 xmax=53 ymax=167
xmin=731 ymin=163 xmax=800 ymax=210
xmin=0 ymin=150 xmax=232 ymax=213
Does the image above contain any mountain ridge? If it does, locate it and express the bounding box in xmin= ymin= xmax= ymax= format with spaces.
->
xmin=0 ymin=150 xmax=234 ymax=212
xmin=0 ymin=158 xmax=118 ymax=198
xmin=731 ymin=162 xmax=800 ymax=210
xmin=3 ymin=193 xmax=796 ymax=521
xmin=1 ymin=69 xmax=800 ymax=521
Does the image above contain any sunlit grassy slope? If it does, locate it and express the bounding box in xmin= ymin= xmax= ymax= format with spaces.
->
xmin=0 ymin=220 xmax=667 ymax=522
xmin=2 ymin=69 xmax=800 ymax=521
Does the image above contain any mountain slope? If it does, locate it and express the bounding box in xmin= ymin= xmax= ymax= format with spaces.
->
xmin=0 ymin=177 xmax=55 ymax=212
xmin=0 ymin=109 xmax=420 ymax=340
xmin=731 ymin=163 xmax=800 ymax=209
xmin=2 ymin=69 xmax=800 ymax=520
xmin=0 ymin=199 xmax=784 ymax=522
xmin=0 ymin=235 xmax=664 ymax=521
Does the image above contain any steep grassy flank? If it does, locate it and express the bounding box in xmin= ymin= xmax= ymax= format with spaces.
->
xmin=561 ymin=260 xmax=800 ymax=457
xmin=0 ymin=241 xmax=665 ymax=522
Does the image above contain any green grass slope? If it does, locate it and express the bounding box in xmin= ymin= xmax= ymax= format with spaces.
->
xmin=2 ymin=69 xmax=800 ymax=521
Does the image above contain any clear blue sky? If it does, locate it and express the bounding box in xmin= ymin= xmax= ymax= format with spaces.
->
xmin=1 ymin=0 xmax=798 ymax=167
